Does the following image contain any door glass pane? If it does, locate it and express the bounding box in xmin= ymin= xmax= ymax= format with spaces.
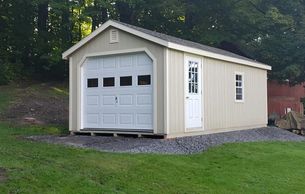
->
xmin=192 ymin=84 xmax=194 ymax=93
xmin=188 ymin=61 xmax=199 ymax=94
xmin=103 ymin=77 xmax=115 ymax=87
xmin=87 ymin=78 xmax=98 ymax=88
xmin=120 ymin=76 xmax=132 ymax=86
xmin=138 ymin=75 xmax=151 ymax=85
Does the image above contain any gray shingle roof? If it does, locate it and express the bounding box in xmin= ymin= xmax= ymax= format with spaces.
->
xmin=112 ymin=20 xmax=264 ymax=65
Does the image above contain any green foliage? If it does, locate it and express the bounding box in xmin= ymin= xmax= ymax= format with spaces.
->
xmin=0 ymin=62 xmax=21 ymax=85
xmin=1 ymin=0 xmax=305 ymax=84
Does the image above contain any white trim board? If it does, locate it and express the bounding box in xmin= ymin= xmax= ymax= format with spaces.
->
xmin=62 ymin=20 xmax=271 ymax=71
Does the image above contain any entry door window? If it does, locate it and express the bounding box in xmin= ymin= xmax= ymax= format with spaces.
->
xmin=188 ymin=61 xmax=199 ymax=94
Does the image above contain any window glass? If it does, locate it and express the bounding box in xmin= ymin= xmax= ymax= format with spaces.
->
xmin=87 ymin=78 xmax=98 ymax=88
xmin=188 ymin=61 xmax=199 ymax=94
xmin=138 ymin=75 xmax=151 ymax=85
xmin=236 ymin=74 xmax=242 ymax=81
xmin=235 ymin=73 xmax=243 ymax=101
xmin=103 ymin=77 xmax=115 ymax=87
xmin=236 ymin=94 xmax=243 ymax=100
xmin=120 ymin=76 xmax=132 ymax=86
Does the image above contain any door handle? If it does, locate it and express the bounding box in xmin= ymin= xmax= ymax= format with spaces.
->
xmin=115 ymin=96 xmax=118 ymax=103
xmin=186 ymin=96 xmax=189 ymax=99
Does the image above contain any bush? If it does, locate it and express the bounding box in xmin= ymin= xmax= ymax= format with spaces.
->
xmin=0 ymin=61 xmax=21 ymax=85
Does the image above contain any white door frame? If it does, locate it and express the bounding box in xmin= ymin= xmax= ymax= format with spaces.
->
xmin=184 ymin=54 xmax=204 ymax=132
xmin=77 ymin=48 xmax=157 ymax=134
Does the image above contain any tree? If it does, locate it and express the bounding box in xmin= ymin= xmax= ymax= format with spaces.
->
xmin=1 ymin=0 xmax=305 ymax=85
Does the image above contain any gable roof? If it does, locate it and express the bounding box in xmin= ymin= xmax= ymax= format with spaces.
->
xmin=63 ymin=20 xmax=271 ymax=70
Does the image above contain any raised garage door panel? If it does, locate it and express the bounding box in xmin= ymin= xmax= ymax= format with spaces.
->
xmin=82 ymin=53 xmax=153 ymax=130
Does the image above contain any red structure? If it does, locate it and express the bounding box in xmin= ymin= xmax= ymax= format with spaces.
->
xmin=268 ymin=80 xmax=305 ymax=119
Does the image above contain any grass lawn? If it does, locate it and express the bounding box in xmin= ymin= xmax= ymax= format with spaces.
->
xmin=1 ymin=84 xmax=305 ymax=193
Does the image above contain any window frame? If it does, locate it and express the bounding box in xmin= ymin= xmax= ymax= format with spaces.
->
xmin=235 ymin=72 xmax=244 ymax=103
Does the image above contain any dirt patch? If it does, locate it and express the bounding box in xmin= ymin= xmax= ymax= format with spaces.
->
xmin=0 ymin=82 xmax=68 ymax=127
xmin=0 ymin=167 xmax=7 ymax=183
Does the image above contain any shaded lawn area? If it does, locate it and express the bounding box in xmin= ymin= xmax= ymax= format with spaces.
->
xmin=0 ymin=124 xmax=304 ymax=193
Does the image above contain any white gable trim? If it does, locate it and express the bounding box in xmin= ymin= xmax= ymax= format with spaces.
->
xmin=62 ymin=20 xmax=168 ymax=60
xmin=168 ymin=43 xmax=271 ymax=70
xmin=62 ymin=20 xmax=271 ymax=70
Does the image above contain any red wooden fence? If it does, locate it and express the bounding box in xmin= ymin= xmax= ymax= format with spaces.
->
xmin=268 ymin=80 xmax=305 ymax=118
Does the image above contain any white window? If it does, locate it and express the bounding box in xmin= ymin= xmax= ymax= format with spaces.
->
xmin=235 ymin=72 xmax=244 ymax=102
xmin=188 ymin=61 xmax=199 ymax=94
xmin=110 ymin=29 xmax=119 ymax=43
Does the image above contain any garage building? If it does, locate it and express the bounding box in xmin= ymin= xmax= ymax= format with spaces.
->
xmin=63 ymin=20 xmax=271 ymax=138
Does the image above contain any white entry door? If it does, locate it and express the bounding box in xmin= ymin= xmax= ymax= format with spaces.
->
xmin=82 ymin=52 xmax=153 ymax=131
xmin=185 ymin=57 xmax=202 ymax=129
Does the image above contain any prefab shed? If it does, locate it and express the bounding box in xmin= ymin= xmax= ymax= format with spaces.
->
xmin=63 ymin=20 xmax=271 ymax=138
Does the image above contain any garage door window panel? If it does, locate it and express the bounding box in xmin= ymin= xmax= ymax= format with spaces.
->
xmin=103 ymin=77 xmax=115 ymax=87
xmin=87 ymin=78 xmax=98 ymax=88
xmin=138 ymin=75 xmax=151 ymax=86
xmin=120 ymin=76 xmax=132 ymax=86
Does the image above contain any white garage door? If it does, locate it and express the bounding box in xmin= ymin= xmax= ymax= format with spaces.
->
xmin=82 ymin=52 xmax=153 ymax=131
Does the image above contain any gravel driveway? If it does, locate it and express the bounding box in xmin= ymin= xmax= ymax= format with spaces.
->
xmin=27 ymin=127 xmax=305 ymax=154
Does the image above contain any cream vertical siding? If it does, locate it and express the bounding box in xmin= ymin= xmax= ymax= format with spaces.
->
xmin=167 ymin=49 xmax=185 ymax=134
xmin=69 ymin=27 xmax=165 ymax=134
xmin=167 ymin=49 xmax=268 ymax=136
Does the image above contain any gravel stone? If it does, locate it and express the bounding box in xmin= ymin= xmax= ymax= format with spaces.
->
xmin=27 ymin=127 xmax=305 ymax=154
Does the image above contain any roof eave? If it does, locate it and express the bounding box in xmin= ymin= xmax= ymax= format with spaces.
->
xmin=167 ymin=42 xmax=271 ymax=70
xmin=62 ymin=20 xmax=271 ymax=71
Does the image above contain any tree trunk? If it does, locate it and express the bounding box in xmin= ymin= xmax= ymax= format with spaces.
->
xmin=37 ymin=0 xmax=49 ymax=34
xmin=61 ymin=0 xmax=72 ymax=48
xmin=116 ymin=1 xmax=133 ymax=23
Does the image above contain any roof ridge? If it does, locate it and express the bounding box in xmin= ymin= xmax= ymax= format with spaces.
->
xmin=111 ymin=20 xmax=262 ymax=65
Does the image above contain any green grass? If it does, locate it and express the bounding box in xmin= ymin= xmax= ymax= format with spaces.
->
xmin=1 ymin=84 xmax=305 ymax=193
xmin=0 ymin=124 xmax=305 ymax=194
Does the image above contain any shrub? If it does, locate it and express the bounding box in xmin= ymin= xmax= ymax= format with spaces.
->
xmin=0 ymin=61 xmax=21 ymax=85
